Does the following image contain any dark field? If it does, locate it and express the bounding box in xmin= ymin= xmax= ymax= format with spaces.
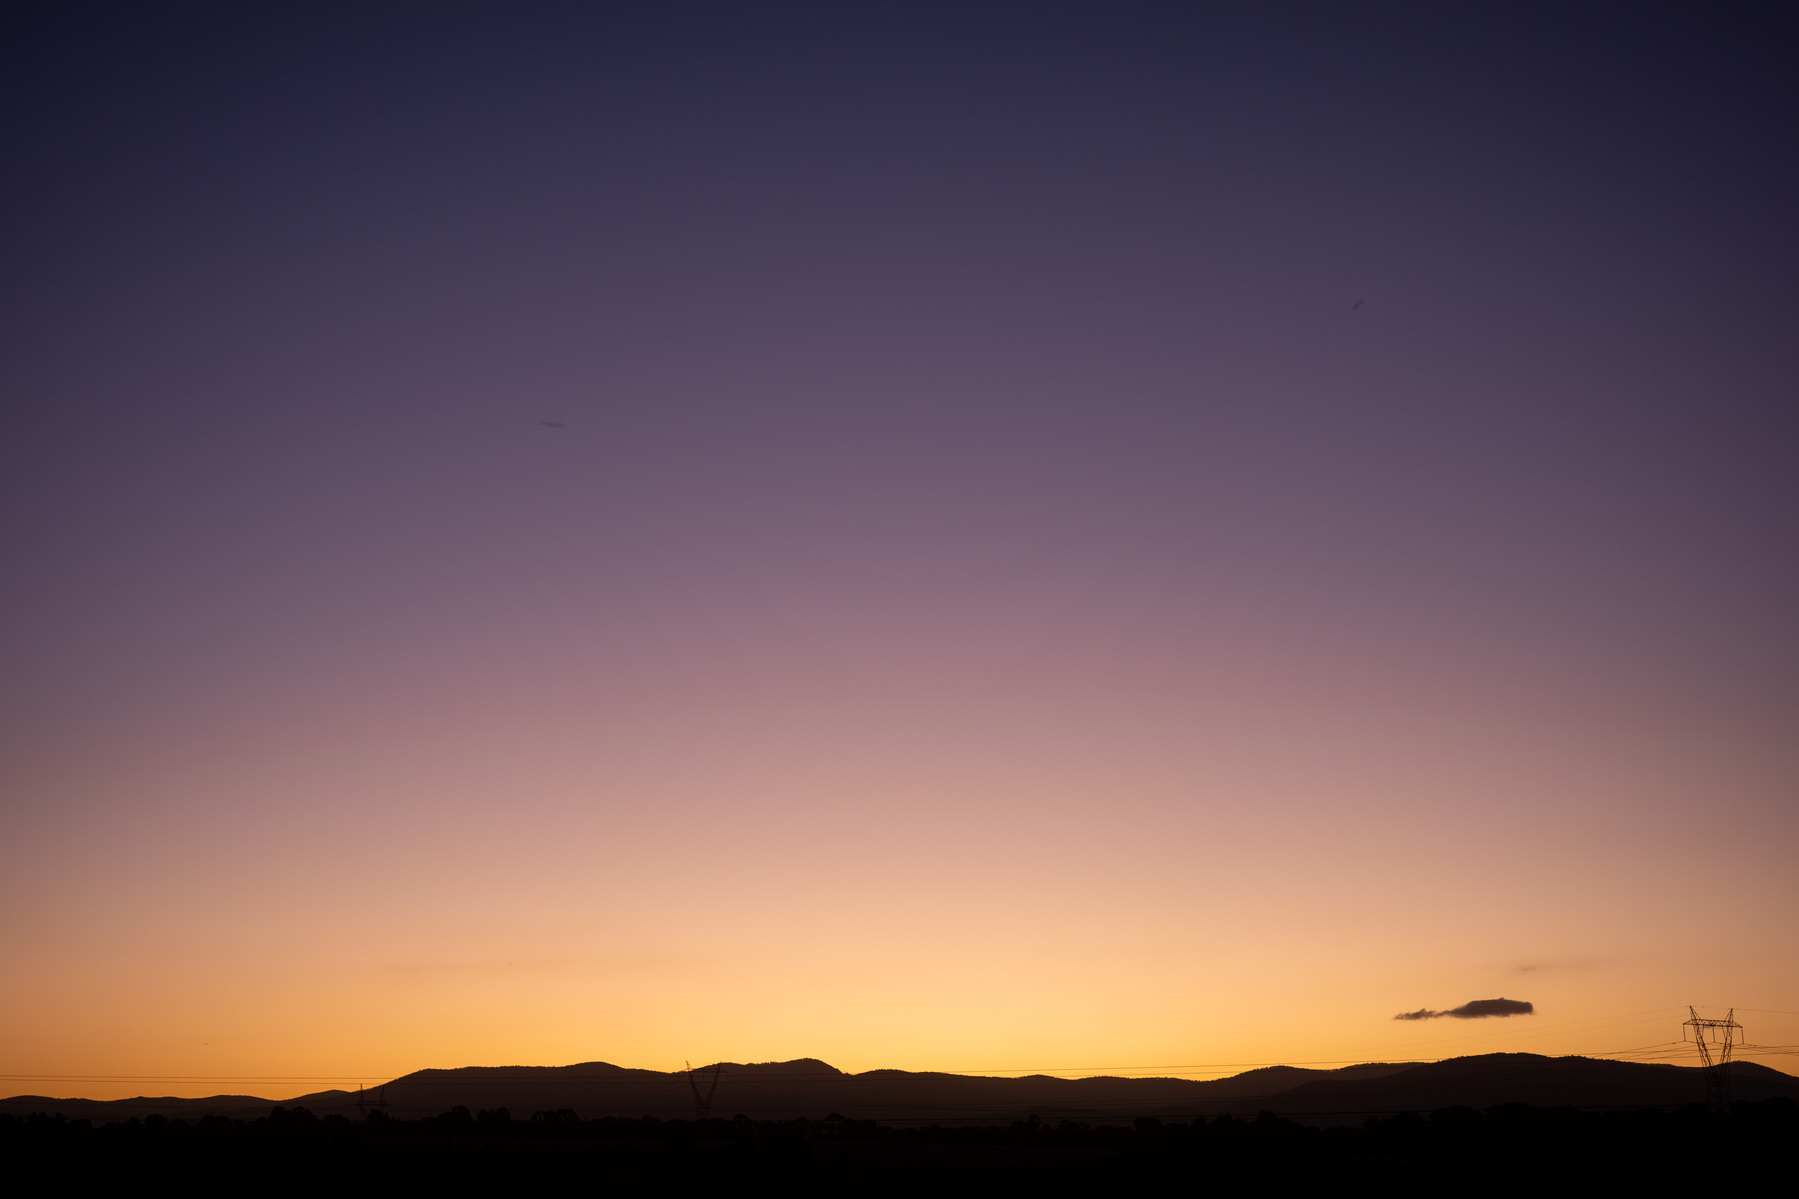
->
xmin=6 ymin=1098 xmax=1793 ymax=1193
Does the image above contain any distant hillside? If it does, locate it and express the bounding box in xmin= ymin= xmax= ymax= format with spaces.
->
xmin=1236 ymin=1054 xmax=1798 ymax=1121
xmin=5 ymin=1054 xmax=1793 ymax=1125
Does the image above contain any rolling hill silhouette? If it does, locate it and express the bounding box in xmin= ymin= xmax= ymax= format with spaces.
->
xmin=7 ymin=1054 xmax=1795 ymax=1125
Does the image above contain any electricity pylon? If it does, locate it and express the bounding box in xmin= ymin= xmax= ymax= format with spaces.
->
xmin=686 ymin=1061 xmax=725 ymax=1120
xmin=1682 ymin=1006 xmax=1742 ymax=1109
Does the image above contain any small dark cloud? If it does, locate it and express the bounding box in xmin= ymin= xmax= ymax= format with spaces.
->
xmin=1394 ymin=997 xmax=1534 ymax=1021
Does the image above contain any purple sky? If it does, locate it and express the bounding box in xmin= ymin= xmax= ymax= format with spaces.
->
xmin=3 ymin=4 xmax=1795 ymax=1092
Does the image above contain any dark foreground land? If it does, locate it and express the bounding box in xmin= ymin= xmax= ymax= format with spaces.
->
xmin=5 ymin=1098 xmax=1793 ymax=1194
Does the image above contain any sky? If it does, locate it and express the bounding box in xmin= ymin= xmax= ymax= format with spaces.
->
xmin=2 ymin=2 xmax=1796 ymax=1100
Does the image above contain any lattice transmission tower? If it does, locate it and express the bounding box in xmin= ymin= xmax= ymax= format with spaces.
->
xmin=687 ymin=1061 xmax=725 ymax=1120
xmin=1682 ymin=1006 xmax=1742 ymax=1109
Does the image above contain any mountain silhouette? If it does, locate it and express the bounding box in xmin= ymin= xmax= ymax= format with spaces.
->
xmin=7 ymin=1054 xmax=1793 ymax=1125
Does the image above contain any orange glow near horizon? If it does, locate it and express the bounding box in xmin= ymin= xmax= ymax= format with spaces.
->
xmin=4 ymin=577 xmax=1794 ymax=1101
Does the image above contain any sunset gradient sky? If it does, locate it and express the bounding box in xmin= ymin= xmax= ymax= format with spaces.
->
xmin=3 ymin=3 xmax=1796 ymax=1100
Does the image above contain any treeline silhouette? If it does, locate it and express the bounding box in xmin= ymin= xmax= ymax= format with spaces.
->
xmin=5 ymin=1098 xmax=1792 ymax=1190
